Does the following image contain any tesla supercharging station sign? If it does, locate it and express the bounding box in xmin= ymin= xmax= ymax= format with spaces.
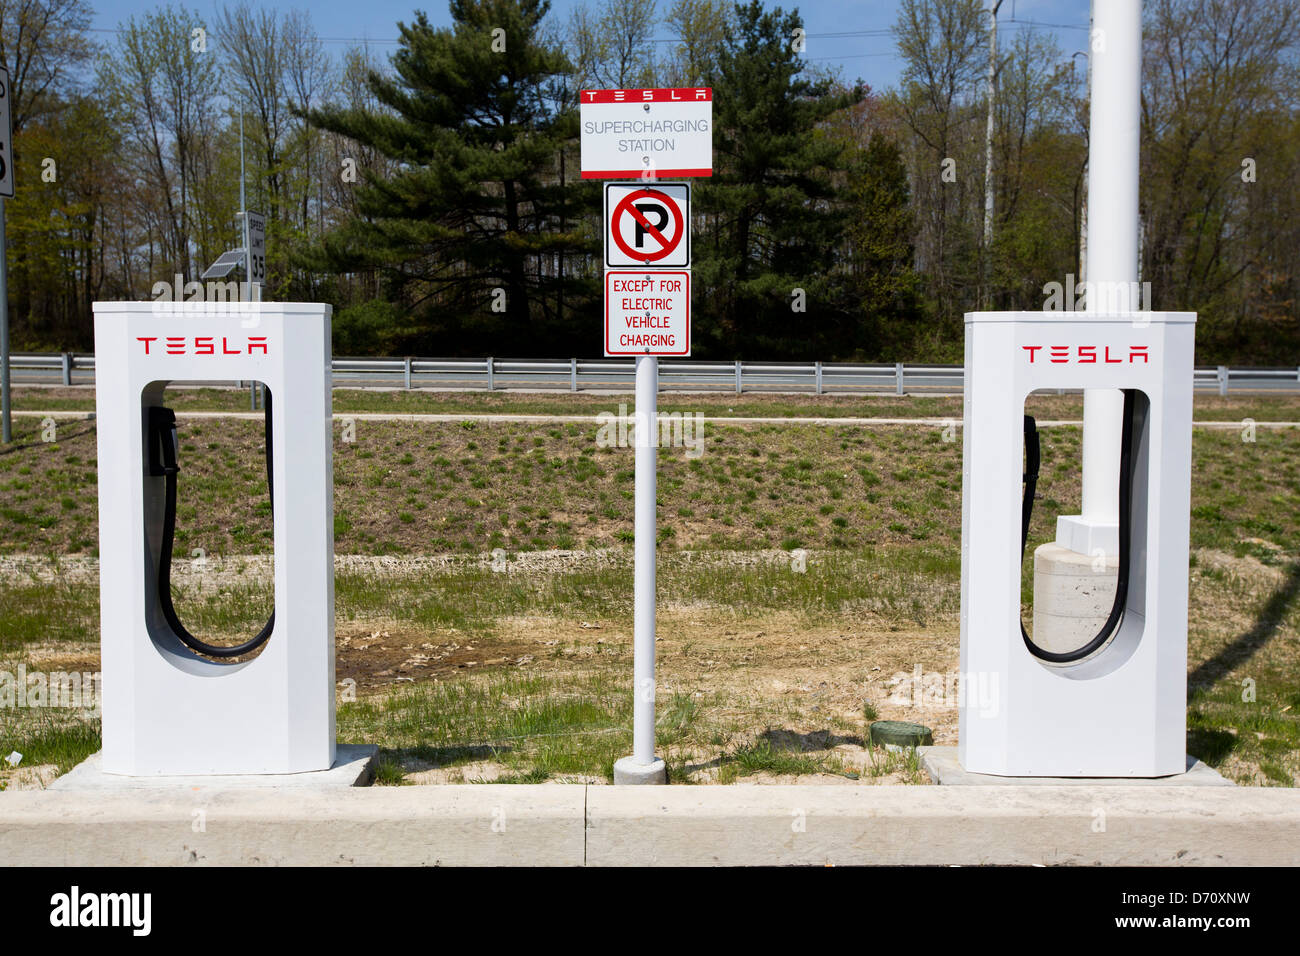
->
xmin=579 ymin=87 xmax=711 ymax=179
xmin=959 ymin=310 xmax=1196 ymax=777
xmin=93 ymin=301 xmax=336 ymax=775
xmin=582 ymin=90 xmax=709 ymax=783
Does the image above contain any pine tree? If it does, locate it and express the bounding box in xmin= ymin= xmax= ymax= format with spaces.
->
xmin=845 ymin=133 xmax=925 ymax=359
xmin=301 ymin=0 xmax=596 ymax=352
xmin=692 ymin=1 xmax=860 ymax=358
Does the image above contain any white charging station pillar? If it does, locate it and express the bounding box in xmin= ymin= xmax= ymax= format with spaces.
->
xmin=93 ymin=301 xmax=335 ymax=775
xmin=959 ymin=310 xmax=1195 ymax=777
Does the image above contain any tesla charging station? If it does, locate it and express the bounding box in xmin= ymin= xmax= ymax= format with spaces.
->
xmin=958 ymin=310 xmax=1196 ymax=776
xmin=93 ymin=300 xmax=335 ymax=776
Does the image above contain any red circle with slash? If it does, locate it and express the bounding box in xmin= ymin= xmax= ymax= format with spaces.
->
xmin=610 ymin=188 xmax=686 ymax=263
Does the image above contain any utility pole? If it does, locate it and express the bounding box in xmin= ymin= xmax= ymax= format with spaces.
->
xmin=0 ymin=68 xmax=14 ymax=444
xmin=982 ymin=0 xmax=1003 ymax=310
xmin=240 ymin=108 xmax=250 ymax=292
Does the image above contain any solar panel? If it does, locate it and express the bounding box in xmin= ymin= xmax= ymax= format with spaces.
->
xmin=200 ymin=248 xmax=246 ymax=279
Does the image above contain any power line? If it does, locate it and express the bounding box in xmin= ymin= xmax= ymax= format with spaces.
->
xmin=86 ymin=25 xmax=899 ymax=47
xmin=1003 ymin=18 xmax=1090 ymax=32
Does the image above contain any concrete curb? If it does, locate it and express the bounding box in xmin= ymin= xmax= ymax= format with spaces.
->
xmin=0 ymin=787 xmax=586 ymax=866
xmin=2 ymin=784 xmax=1297 ymax=866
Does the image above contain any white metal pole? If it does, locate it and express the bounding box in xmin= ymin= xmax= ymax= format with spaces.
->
xmin=613 ymin=349 xmax=666 ymax=784
xmin=632 ymin=353 xmax=658 ymax=764
xmin=1068 ymin=0 xmax=1141 ymax=555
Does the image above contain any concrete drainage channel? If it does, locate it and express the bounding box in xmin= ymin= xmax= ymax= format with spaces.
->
xmin=3 ymin=746 xmax=1298 ymax=866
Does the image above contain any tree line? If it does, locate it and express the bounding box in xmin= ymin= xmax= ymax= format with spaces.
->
xmin=4 ymin=0 xmax=1298 ymax=362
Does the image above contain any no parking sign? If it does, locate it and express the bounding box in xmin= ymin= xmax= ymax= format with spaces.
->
xmin=604 ymin=182 xmax=690 ymax=268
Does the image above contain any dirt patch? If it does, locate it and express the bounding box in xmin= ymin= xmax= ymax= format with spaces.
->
xmin=336 ymin=622 xmax=540 ymax=690
xmin=0 ymin=763 xmax=61 ymax=791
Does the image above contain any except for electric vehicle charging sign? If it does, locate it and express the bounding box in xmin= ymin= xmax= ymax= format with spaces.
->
xmin=604 ymin=270 xmax=690 ymax=356
xmin=580 ymin=88 xmax=712 ymax=179
xmin=605 ymin=182 xmax=690 ymax=268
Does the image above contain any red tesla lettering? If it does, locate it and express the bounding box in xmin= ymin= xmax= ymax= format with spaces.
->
xmin=165 ymin=336 xmax=185 ymax=355
xmin=222 ymin=338 xmax=240 ymax=355
xmin=1019 ymin=343 xmax=1155 ymax=364
xmin=137 ymin=336 xmax=157 ymax=355
xmin=195 ymin=336 xmax=214 ymax=355
xmin=248 ymin=337 xmax=268 ymax=354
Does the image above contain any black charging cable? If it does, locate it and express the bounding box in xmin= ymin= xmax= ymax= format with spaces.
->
xmin=146 ymin=392 xmax=275 ymax=659
xmin=1019 ymin=389 xmax=1136 ymax=663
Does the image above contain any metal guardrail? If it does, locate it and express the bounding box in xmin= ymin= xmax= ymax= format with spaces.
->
xmin=7 ymin=352 xmax=1300 ymax=395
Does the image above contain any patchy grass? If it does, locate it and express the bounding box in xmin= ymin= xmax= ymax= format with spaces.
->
xmin=14 ymin=383 xmax=1300 ymax=422
xmin=3 ymin=412 xmax=1298 ymax=560
xmin=1183 ymin=552 xmax=1300 ymax=786
xmin=3 ymin=719 xmax=100 ymax=772
xmin=0 ymin=578 xmax=98 ymax=654
xmin=1 ymin=543 xmax=1295 ymax=786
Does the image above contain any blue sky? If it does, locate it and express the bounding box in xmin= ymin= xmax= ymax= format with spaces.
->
xmin=90 ymin=0 xmax=1093 ymax=93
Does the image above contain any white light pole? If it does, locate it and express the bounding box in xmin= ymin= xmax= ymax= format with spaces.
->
xmin=1057 ymin=0 xmax=1141 ymax=557
xmin=982 ymin=0 xmax=1003 ymax=308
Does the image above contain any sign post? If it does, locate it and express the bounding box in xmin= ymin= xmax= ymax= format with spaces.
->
xmin=0 ymin=68 xmax=14 ymax=443
xmin=583 ymin=89 xmax=710 ymax=785
xmin=630 ymin=351 xmax=658 ymax=774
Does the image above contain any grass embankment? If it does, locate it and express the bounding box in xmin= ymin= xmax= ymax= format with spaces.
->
xmin=1 ymin=389 xmax=1297 ymax=787
xmin=14 ymin=382 xmax=1300 ymax=421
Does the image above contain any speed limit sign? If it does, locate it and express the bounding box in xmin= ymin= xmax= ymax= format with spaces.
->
xmin=0 ymin=68 xmax=13 ymax=198
xmin=244 ymin=211 xmax=266 ymax=285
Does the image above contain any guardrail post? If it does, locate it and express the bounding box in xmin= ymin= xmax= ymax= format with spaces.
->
xmin=814 ymin=361 xmax=823 ymax=395
xmin=735 ymin=360 xmax=742 ymax=395
xmin=487 ymin=356 xmax=495 ymax=391
xmin=61 ymin=352 xmax=72 ymax=386
xmin=570 ymin=358 xmax=578 ymax=392
xmin=1217 ymin=365 xmax=1228 ymax=397
xmin=403 ymin=356 xmax=412 ymax=389
xmin=895 ymin=362 xmax=905 ymax=396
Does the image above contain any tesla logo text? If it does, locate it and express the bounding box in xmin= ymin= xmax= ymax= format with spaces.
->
xmin=136 ymin=336 xmax=268 ymax=356
xmin=1022 ymin=345 xmax=1149 ymax=364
